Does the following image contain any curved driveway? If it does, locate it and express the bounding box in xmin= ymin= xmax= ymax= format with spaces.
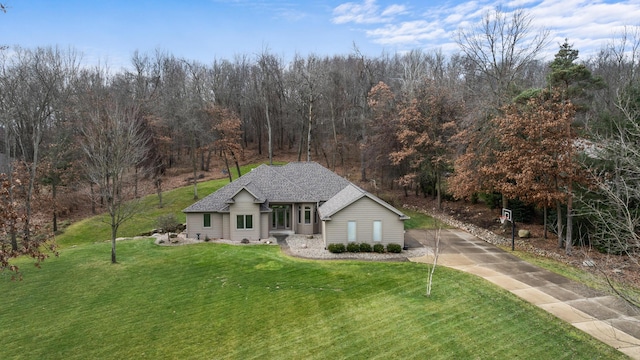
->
xmin=407 ymin=228 xmax=640 ymax=359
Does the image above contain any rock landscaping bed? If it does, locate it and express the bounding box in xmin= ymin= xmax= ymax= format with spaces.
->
xmin=285 ymin=235 xmax=429 ymax=260
xmin=151 ymin=232 xmax=429 ymax=261
xmin=153 ymin=232 xmax=278 ymax=246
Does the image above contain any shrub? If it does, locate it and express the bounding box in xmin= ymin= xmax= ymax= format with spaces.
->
xmin=387 ymin=243 xmax=402 ymax=253
xmin=359 ymin=243 xmax=372 ymax=252
xmin=373 ymin=243 xmax=385 ymax=253
xmin=327 ymin=243 xmax=346 ymax=253
xmin=156 ymin=214 xmax=180 ymax=233
xmin=346 ymin=242 xmax=360 ymax=252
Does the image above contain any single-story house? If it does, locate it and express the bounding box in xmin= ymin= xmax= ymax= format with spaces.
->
xmin=183 ymin=162 xmax=409 ymax=248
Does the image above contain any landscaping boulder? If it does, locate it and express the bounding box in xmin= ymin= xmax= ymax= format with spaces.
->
xmin=518 ymin=229 xmax=531 ymax=238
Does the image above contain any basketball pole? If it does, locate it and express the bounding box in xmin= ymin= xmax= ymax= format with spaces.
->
xmin=511 ymin=218 xmax=515 ymax=251
xmin=502 ymin=208 xmax=515 ymax=251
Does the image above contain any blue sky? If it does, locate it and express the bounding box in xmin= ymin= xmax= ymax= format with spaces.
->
xmin=1 ymin=0 xmax=639 ymax=69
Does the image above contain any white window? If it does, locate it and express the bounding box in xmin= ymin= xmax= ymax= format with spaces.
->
xmin=347 ymin=221 xmax=356 ymax=242
xmin=237 ymin=215 xmax=253 ymax=230
xmin=203 ymin=214 xmax=211 ymax=228
xmin=373 ymin=221 xmax=382 ymax=242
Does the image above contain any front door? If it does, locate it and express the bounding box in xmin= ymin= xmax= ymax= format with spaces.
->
xmin=271 ymin=205 xmax=290 ymax=230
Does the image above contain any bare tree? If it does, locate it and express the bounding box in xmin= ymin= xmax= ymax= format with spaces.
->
xmin=577 ymin=85 xmax=640 ymax=308
xmin=0 ymin=46 xmax=78 ymax=247
xmin=426 ymin=228 xmax=441 ymax=297
xmin=456 ymin=7 xmax=549 ymax=111
xmin=257 ymin=51 xmax=285 ymax=165
xmin=80 ymin=95 xmax=148 ymax=264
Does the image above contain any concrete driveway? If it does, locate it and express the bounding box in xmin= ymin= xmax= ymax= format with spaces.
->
xmin=407 ymin=228 xmax=640 ymax=359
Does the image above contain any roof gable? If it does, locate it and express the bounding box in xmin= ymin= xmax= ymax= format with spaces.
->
xmin=318 ymin=184 xmax=409 ymax=220
xmin=227 ymin=185 xmax=264 ymax=204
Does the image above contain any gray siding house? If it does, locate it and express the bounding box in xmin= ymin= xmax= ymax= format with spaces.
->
xmin=183 ymin=162 xmax=409 ymax=247
xmin=184 ymin=162 xmax=408 ymax=246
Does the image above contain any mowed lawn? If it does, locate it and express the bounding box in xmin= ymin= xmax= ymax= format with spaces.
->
xmin=0 ymin=240 xmax=624 ymax=359
xmin=0 ymin=164 xmax=626 ymax=359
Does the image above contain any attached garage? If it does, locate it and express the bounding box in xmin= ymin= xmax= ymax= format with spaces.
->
xmin=318 ymin=184 xmax=409 ymax=248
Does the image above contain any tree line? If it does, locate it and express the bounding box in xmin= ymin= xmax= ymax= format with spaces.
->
xmin=1 ymin=9 xmax=639 ymax=277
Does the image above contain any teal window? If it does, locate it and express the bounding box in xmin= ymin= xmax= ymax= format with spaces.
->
xmin=203 ymin=213 xmax=211 ymax=228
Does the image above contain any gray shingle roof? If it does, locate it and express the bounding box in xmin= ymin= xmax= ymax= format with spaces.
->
xmin=317 ymin=184 xmax=410 ymax=220
xmin=183 ymin=162 xmax=352 ymax=213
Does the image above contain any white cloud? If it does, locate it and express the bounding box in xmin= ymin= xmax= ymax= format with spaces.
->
xmin=506 ymin=0 xmax=539 ymax=7
xmin=381 ymin=4 xmax=408 ymax=17
xmin=526 ymin=0 xmax=640 ymax=58
xmin=332 ymin=0 xmax=381 ymax=24
xmin=367 ymin=20 xmax=447 ymax=45
xmin=331 ymin=0 xmax=640 ymax=60
xmin=332 ymin=0 xmax=407 ymax=24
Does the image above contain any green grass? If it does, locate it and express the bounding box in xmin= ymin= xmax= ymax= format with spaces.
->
xmin=403 ymin=208 xmax=448 ymax=230
xmin=0 ymin=240 xmax=624 ymax=359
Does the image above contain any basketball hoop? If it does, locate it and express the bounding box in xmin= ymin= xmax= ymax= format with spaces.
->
xmin=501 ymin=208 xmax=512 ymax=223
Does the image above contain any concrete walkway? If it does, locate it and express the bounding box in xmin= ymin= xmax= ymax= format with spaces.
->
xmin=407 ymin=228 xmax=640 ymax=359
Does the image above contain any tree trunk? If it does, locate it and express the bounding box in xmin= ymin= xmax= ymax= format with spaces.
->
xmin=330 ymin=102 xmax=338 ymax=171
xmin=265 ymin=98 xmax=273 ymax=165
xmin=155 ymin=177 xmax=163 ymax=208
xmin=90 ymin=182 xmax=96 ymax=214
xmin=222 ymin=152 xmax=233 ymax=182
xmin=360 ymin=145 xmax=367 ymax=182
xmin=8 ymin=168 xmax=17 ymax=251
xmin=230 ymin=150 xmax=241 ymax=178
xmin=52 ymin=180 xmax=58 ymax=232
xmin=297 ymin=120 xmax=305 ymax=162
xmin=565 ymin=181 xmax=573 ymax=255
xmin=111 ymin=222 xmax=117 ymax=264
xmin=191 ymin=141 xmax=198 ymax=200
xmin=360 ymin=111 xmax=367 ymax=182
xmin=436 ymin=171 xmax=442 ymax=210
xmin=543 ymin=205 xmax=548 ymax=239
xmin=556 ymin=200 xmax=563 ymax=248
xmin=205 ymin=148 xmax=212 ymax=172
xmin=134 ymin=167 xmax=139 ymax=198
xmin=307 ymin=95 xmax=313 ymax=162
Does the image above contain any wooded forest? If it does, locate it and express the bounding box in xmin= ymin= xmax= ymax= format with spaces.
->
xmin=1 ymin=9 xmax=640 ymax=270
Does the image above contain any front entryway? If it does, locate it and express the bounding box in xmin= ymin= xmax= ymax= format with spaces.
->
xmin=271 ymin=205 xmax=291 ymax=230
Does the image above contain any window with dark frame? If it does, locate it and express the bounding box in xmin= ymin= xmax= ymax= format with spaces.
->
xmin=304 ymin=206 xmax=312 ymax=224
xmin=237 ymin=214 xmax=253 ymax=230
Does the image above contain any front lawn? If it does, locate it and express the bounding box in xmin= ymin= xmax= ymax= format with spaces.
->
xmin=0 ymin=240 xmax=624 ymax=359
